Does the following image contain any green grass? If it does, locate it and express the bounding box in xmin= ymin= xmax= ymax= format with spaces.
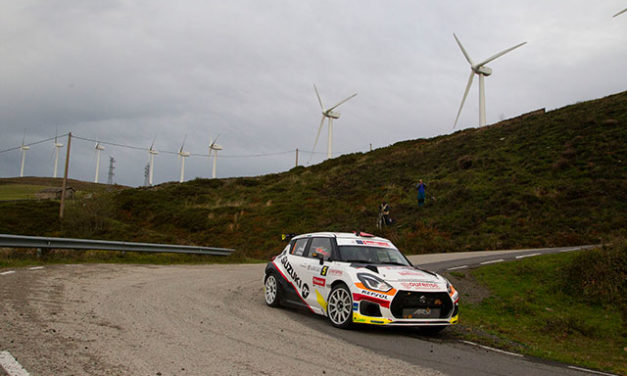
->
xmin=456 ymin=245 xmax=626 ymax=374
xmin=0 ymin=184 xmax=49 ymax=200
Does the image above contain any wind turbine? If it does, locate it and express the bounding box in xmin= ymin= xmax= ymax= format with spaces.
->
xmin=452 ymin=33 xmax=526 ymax=128
xmin=148 ymin=139 xmax=158 ymax=186
xmin=52 ymin=134 xmax=64 ymax=178
xmin=312 ymin=84 xmax=357 ymax=159
xmin=94 ymin=143 xmax=105 ymax=183
xmin=177 ymin=136 xmax=190 ymax=183
xmin=614 ymin=8 xmax=627 ymax=17
xmin=19 ymin=136 xmax=30 ymax=177
xmin=209 ymin=136 xmax=223 ymax=179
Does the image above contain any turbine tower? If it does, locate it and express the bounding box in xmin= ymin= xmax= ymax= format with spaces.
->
xmin=312 ymin=84 xmax=357 ymax=159
xmin=94 ymin=143 xmax=105 ymax=183
xmin=177 ymin=136 xmax=190 ymax=183
xmin=19 ymin=136 xmax=30 ymax=177
xmin=148 ymin=139 xmax=158 ymax=186
xmin=209 ymin=136 xmax=223 ymax=179
xmin=453 ymin=33 xmax=526 ymax=128
xmin=52 ymin=134 xmax=64 ymax=178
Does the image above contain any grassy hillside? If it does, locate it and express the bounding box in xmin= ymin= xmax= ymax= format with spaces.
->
xmin=1 ymin=91 xmax=625 ymax=259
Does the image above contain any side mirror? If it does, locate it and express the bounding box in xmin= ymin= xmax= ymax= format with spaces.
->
xmin=311 ymin=252 xmax=325 ymax=265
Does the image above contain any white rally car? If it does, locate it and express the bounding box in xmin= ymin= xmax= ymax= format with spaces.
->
xmin=263 ymin=232 xmax=459 ymax=331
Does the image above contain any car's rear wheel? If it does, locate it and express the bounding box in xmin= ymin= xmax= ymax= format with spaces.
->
xmin=327 ymin=284 xmax=353 ymax=328
xmin=264 ymin=273 xmax=281 ymax=307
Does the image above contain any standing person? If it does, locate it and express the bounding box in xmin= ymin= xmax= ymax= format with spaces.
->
xmin=416 ymin=179 xmax=426 ymax=207
xmin=378 ymin=201 xmax=391 ymax=228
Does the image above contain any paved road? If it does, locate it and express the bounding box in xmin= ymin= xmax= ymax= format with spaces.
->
xmin=0 ymin=246 xmax=611 ymax=376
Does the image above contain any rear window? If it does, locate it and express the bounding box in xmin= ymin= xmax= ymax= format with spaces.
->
xmin=291 ymin=239 xmax=308 ymax=256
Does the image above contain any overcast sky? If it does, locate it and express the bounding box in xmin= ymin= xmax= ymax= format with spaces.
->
xmin=1 ymin=1 xmax=626 ymax=186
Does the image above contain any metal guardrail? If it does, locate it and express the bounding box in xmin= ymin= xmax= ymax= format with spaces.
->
xmin=0 ymin=234 xmax=234 ymax=256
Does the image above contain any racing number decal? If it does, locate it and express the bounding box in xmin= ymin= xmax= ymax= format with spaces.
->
xmin=320 ymin=266 xmax=329 ymax=276
xmin=302 ymin=284 xmax=310 ymax=298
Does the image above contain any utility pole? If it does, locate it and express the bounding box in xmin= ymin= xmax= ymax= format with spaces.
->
xmin=295 ymin=148 xmax=299 ymax=167
xmin=59 ymin=132 xmax=72 ymax=219
xmin=370 ymin=143 xmax=372 ymax=152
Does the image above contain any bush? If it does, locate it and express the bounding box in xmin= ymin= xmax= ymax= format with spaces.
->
xmin=562 ymin=239 xmax=626 ymax=306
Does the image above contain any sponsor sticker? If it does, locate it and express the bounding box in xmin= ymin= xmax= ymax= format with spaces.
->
xmin=356 ymin=240 xmax=391 ymax=247
xmin=329 ymin=269 xmax=342 ymax=276
xmin=313 ymin=277 xmax=326 ymax=287
xmin=400 ymin=282 xmax=440 ymax=290
xmin=398 ymin=271 xmax=423 ymax=276
xmin=281 ymin=256 xmax=302 ymax=289
xmin=360 ymin=289 xmax=389 ymax=300
xmin=302 ymin=284 xmax=310 ymax=298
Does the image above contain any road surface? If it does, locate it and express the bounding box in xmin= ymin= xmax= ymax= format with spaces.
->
xmin=0 ymin=246 xmax=607 ymax=376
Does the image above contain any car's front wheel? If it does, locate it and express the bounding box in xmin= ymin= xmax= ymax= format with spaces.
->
xmin=327 ymin=284 xmax=353 ymax=328
xmin=264 ymin=273 xmax=281 ymax=307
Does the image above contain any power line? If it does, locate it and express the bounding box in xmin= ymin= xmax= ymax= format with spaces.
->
xmin=2 ymin=132 xmax=370 ymax=160
xmin=0 ymin=133 xmax=69 ymax=154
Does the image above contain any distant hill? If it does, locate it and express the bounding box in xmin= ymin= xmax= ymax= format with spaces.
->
xmin=0 ymin=177 xmax=128 ymax=192
xmin=1 ymin=91 xmax=625 ymax=259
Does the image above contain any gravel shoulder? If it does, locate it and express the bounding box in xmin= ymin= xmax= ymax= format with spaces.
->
xmin=0 ymin=264 xmax=442 ymax=376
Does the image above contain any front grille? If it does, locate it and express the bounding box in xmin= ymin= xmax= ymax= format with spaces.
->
xmin=390 ymin=291 xmax=453 ymax=319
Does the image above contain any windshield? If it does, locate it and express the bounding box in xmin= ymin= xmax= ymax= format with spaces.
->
xmin=338 ymin=246 xmax=410 ymax=266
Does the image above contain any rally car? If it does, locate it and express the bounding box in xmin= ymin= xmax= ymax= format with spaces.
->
xmin=263 ymin=232 xmax=459 ymax=331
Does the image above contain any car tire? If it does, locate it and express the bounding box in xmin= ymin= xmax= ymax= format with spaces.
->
xmin=264 ymin=273 xmax=281 ymax=307
xmin=327 ymin=284 xmax=353 ymax=329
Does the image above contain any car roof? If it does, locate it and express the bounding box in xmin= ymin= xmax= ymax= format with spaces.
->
xmin=291 ymin=232 xmax=391 ymax=243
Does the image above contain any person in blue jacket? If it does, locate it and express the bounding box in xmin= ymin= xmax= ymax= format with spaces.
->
xmin=416 ymin=179 xmax=426 ymax=207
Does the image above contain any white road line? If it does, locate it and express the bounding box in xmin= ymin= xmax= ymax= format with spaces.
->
xmin=515 ymin=253 xmax=541 ymax=259
xmin=567 ymin=365 xmax=618 ymax=376
xmin=480 ymin=259 xmax=504 ymax=265
xmin=560 ymin=247 xmax=578 ymax=252
xmin=0 ymin=271 xmax=16 ymax=276
xmin=0 ymin=351 xmax=31 ymax=376
xmin=28 ymin=266 xmax=44 ymax=270
xmin=460 ymin=340 xmax=524 ymax=358
xmin=447 ymin=265 xmax=468 ymax=271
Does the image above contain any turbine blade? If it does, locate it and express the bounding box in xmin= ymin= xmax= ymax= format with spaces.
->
xmin=180 ymin=135 xmax=187 ymax=152
xmin=454 ymin=70 xmax=475 ymax=128
xmin=476 ymin=41 xmax=527 ymax=67
xmin=453 ymin=33 xmax=474 ymax=66
xmin=314 ymin=84 xmax=325 ymax=110
xmin=328 ymin=93 xmax=358 ymax=111
xmin=312 ymin=116 xmax=325 ymax=153
xmin=613 ymin=7 xmax=627 ymax=17
xmin=150 ymin=137 xmax=156 ymax=150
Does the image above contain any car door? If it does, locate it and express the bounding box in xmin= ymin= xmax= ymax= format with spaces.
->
xmin=277 ymin=237 xmax=312 ymax=308
xmin=299 ymin=237 xmax=334 ymax=315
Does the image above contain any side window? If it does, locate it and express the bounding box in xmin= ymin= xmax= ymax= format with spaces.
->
xmin=291 ymin=239 xmax=309 ymax=257
xmin=308 ymin=237 xmax=333 ymax=260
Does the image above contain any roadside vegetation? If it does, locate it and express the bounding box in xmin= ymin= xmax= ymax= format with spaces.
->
xmin=446 ymin=240 xmax=626 ymax=375
xmin=0 ymin=91 xmax=624 ymax=261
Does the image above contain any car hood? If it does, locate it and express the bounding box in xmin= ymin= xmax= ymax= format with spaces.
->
xmin=351 ymin=264 xmax=443 ymax=284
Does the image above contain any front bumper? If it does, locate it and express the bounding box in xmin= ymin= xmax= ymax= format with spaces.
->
xmin=351 ymin=289 xmax=459 ymax=326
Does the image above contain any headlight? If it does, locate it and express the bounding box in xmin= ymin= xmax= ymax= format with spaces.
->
xmin=357 ymin=273 xmax=393 ymax=292
xmin=445 ymin=280 xmax=456 ymax=296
